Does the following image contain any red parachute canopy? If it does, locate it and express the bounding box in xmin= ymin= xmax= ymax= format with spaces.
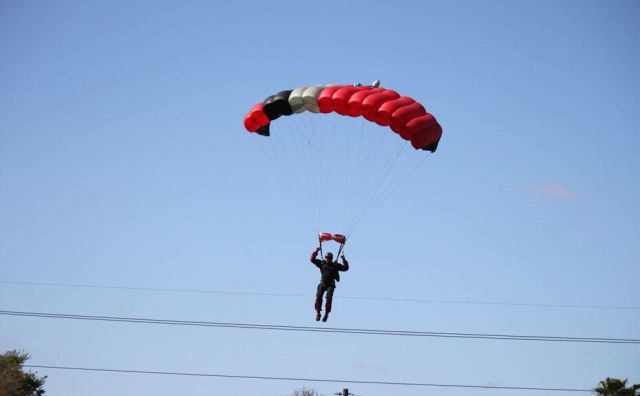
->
xmin=243 ymin=83 xmax=442 ymax=152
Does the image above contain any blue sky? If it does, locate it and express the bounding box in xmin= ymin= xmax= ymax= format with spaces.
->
xmin=1 ymin=1 xmax=638 ymax=395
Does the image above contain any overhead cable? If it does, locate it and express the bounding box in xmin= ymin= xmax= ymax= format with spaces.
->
xmin=3 ymin=310 xmax=638 ymax=344
xmin=2 ymin=280 xmax=636 ymax=311
xmin=24 ymin=365 xmax=593 ymax=392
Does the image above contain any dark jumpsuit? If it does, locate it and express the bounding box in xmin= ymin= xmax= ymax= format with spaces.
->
xmin=310 ymin=249 xmax=349 ymax=314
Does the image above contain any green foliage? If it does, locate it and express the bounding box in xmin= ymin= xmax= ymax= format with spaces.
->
xmin=0 ymin=350 xmax=47 ymax=396
xmin=594 ymin=377 xmax=640 ymax=396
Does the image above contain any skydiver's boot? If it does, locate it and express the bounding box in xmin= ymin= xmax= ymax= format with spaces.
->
xmin=315 ymin=311 xmax=321 ymax=321
xmin=322 ymin=312 xmax=329 ymax=322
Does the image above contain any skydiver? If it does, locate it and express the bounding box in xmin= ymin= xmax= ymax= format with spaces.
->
xmin=310 ymin=247 xmax=349 ymax=322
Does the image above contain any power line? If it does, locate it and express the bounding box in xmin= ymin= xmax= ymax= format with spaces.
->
xmin=2 ymin=280 xmax=637 ymax=311
xmin=23 ymin=364 xmax=593 ymax=392
xmin=3 ymin=310 xmax=639 ymax=344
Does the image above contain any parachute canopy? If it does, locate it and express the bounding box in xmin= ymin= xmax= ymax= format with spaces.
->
xmin=243 ymin=83 xmax=442 ymax=152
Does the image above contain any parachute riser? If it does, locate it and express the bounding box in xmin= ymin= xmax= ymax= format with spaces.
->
xmin=336 ymin=243 xmax=345 ymax=262
xmin=318 ymin=239 xmax=345 ymax=263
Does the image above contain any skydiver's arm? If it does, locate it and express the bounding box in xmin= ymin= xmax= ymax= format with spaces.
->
xmin=310 ymin=248 xmax=322 ymax=267
xmin=338 ymin=255 xmax=349 ymax=271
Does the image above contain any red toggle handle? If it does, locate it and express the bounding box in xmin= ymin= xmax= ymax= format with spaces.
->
xmin=332 ymin=234 xmax=347 ymax=244
xmin=319 ymin=232 xmax=347 ymax=244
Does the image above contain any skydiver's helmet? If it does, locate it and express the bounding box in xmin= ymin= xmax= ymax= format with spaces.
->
xmin=325 ymin=252 xmax=333 ymax=261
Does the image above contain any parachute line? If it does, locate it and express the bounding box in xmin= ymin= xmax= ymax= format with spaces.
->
xmin=244 ymin=83 xmax=442 ymax=237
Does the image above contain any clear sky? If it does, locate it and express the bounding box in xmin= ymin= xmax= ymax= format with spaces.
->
xmin=1 ymin=1 xmax=638 ymax=395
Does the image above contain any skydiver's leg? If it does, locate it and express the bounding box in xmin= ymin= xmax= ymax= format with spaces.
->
xmin=322 ymin=286 xmax=335 ymax=322
xmin=325 ymin=286 xmax=335 ymax=313
xmin=315 ymin=284 xmax=326 ymax=321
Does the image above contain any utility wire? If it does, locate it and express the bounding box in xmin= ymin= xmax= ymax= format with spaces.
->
xmin=2 ymin=280 xmax=637 ymax=311
xmin=23 ymin=364 xmax=593 ymax=392
xmin=3 ymin=310 xmax=639 ymax=344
